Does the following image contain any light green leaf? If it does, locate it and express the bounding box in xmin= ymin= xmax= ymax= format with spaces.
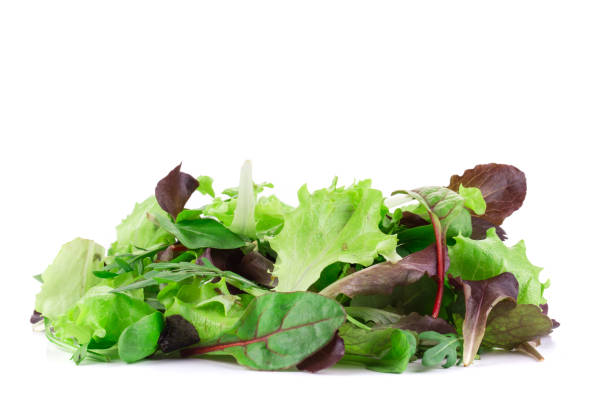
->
xmin=109 ymin=196 xmax=174 ymax=255
xmin=53 ymin=286 xmax=156 ymax=349
xmin=270 ymin=180 xmax=399 ymax=292
xmin=35 ymin=238 xmax=105 ymax=321
xmin=197 ymin=176 xmax=215 ymax=197
xmin=448 ymin=228 xmax=548 ymax=305
xmin=458 ymin=184 xmax=486 ymax=215
xmin=339 ymin=323 xmax=417 ymax=373
xmin=230 ymin=160 xmax=257 ymax=237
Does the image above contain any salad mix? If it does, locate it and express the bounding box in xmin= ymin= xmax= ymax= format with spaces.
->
xmin=31 ymin=162 xmax=557 ymax=372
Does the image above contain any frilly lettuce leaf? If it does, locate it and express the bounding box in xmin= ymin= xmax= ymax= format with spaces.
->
xmin=35 ymin=238 xmax=106 ymax=321
xmin=53 ymin=286 xmax=156 ymax=349
xmin=448 ymin=228 xmax=548 ymax=305
xmin=270 ymin=180 xmax=399 ymax=292
xmin=109 ymin=196 xmax=174 ymax=255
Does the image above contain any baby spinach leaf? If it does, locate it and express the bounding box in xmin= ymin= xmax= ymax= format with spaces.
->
xmin=420 ymin=331 xmax=462 ymax=368
xmin=153 ymin=214 xmax=246 ymax=250
xmin=339 ymin=324 xmax=417 ymax=373
xmin=155 ymin=163 xmax=199 ymax=220
xmin=118 ymin=311 xmax=164 ymax=363
xmin=449 ymin=163 xmax=526 ymax=226
xmin=269 ymin=180 xmax=399 ymax=292
xmin=181 ymin=292 xmax=346 ymax=371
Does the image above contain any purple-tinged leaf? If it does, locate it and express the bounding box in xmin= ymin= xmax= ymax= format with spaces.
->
xmin=399 ymin=212 xmax=429 ymax=228
xmin=539 ymin=303 xmax=560 ymax=328
xmin=320 ymin=244 xmax=447 ymax=299
xmin=239 ymin=251 xmax=277 ymax=288
xmin=158 ymin=315 xmax=200 ymax=353
xmin=197 ymin=248 xmax=243 ymax=271
xmin=454 ymin=272 xmax=519 ymax=366
xmin=155 ymin=164 xmax=199 ymax=220
xmin=482 ymin=301 xmax=552 ymax=349
xmin=385 ymin=312 xmax=456 ymax=335
xmin=449 ymin=163 xmax=527 ymax=226
xmin=30 ymin=310 xmax=43 ymax=324
xmin=471 ymin=217 xmax=507 ymax=241
xmin=515 ymin=341 xmax=545 ymax=361
xmin=297 ymin=331 xmax=345 ymax=373
xmin=156 ymin=243 xmax=188 ymax=262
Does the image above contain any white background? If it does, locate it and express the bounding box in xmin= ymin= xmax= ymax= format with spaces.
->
xmin=1 ymin=1 xmax=610 ymax=406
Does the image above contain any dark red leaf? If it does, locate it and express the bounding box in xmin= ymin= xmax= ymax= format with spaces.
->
xmin=399 ymin=212 xmax=429 ymax=228
xmin=296 ymin=331 xmax=345 ymax=373
xmin=471 ymin=217 xmax=507 ymax=241
xmin=320 ymin=244 xmax=448 ymax=299
xmin=156 ymin=243 xmax=188 ymax=262
xmin=158 ymin=315 xmax=200 ymax=353
xmin=238 ymin=251 xmax=277 ymax=288
xmin=386 ymin=312 xmax=456 ymax=334
xmin=30 ymin=310 xmax=43 ymax=324
xmin=155 ymin=163 xmax=199 ymax=220
xmin=449 ymin=163 xmax=527 ymax=225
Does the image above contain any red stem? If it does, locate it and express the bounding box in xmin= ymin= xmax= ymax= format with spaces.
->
xmin=181 ymin=337 xmax=262 ymax=357
xmin=430 ymin=215 xmax=445 ymax=319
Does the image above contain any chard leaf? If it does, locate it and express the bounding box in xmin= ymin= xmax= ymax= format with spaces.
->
xmin=449 ymin=163 xmax=526 ymax=225
xmin=153 ymin=213 xmax=246 ymax=250
xmin=181 ymin=292 xmax=346 ymax=371
xmin=270 ymin=180 xmax=399 ymax=292
xmin=453 ymin=273 xmax=519 ymax=366
xmin=296 ymin=331 xmax=345 ymax=373
xmin=482 ymin=301 xmax=552 ymax=349
xmin=35 ymin=238 xmax=105 ymax=321
xmin=320 ymin=244 xmax=445 ymax=299
xmin=448 ymin=228 xmax=547 ymax=305
xmin=155 ymin=163 xmax=199 ymax=220
xmin=118 ymin=311 xmax=164 ymax=363
xmin=339 ymin=324 xmax=417 ymax=373
xmin=420 ymin=331 xmax=462 ymax=368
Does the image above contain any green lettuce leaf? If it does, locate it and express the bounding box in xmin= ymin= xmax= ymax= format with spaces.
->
xmin=448 ymin=228 xmax=548 ymax=305
xmin=35 ymin=238 xmax=105 ymax=321
xmin=53 ymin=286 xmax=156 ymax=349
xmin=339 ymin=323 xmax=417 ymax=373
xmin=110 ymin=196 xmax=174 ymax=255
xmin=270 ymin=180 xmax=399 ymax=292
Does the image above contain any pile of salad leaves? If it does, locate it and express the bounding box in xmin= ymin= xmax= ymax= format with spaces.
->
xmin=31 ymin=161 xmax=558 ymax=372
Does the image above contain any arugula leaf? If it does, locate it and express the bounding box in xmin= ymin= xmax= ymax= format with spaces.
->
xmin=339 ymin=323 xmax=417 ymax=373
xmin=181 ymin=292 xmax=346 ymax=371
xmin=419 ymin=331 xmax=462 ymax=368
xmin=153 ymin=213 xmax=246 ymax=250
xmin=449 ymin=163 xmax=526 ymax=226
xmin=155 ymin=163 xmax=199 ymax=220
xmin=118 ymin=311 xmax=164 ymax=363
xmin=448 ymin=228 xmax=548 ymax=305
xmin=270 ymin=180 xmax=399 ymax=292
xmin=35 ymin=238 xmax=105 ymax=321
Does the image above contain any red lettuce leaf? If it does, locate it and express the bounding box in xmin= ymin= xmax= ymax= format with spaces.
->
xmin=384 ymin=312 xmax=456 ymax=334
xmin=155 ymin=164 xmax=199 ymax=220
xmin=470 ymin=217 xmax=507 ymax=241
xmin=449 ymin=163 xmax=526 ymax=226
xmin=452 ymin=272 xmax=519 ymax=366
xmin=320 ymin=244 xmax=447 ymax=299
xmin=296 ymin=331 xmax=345 ymax=373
